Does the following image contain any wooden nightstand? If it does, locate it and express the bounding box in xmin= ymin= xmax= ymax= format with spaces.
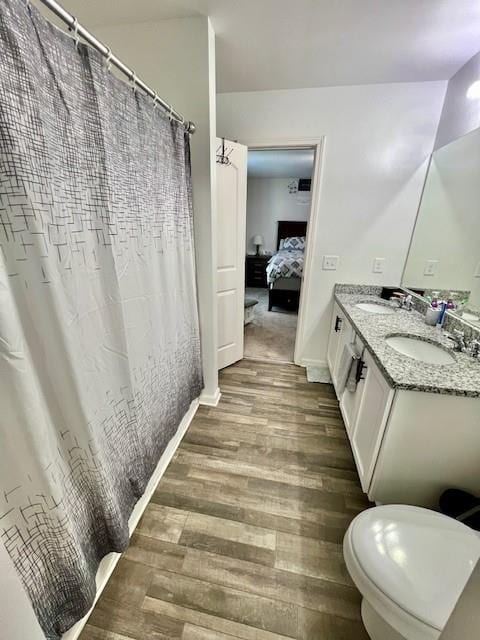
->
xmin=245 ymin=254 xmax=269 ymax=288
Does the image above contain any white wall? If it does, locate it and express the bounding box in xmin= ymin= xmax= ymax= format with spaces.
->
xmin=403 ymin=127 xmax=480 ymax=306
xmin=246 ymin=178 xmax=311 ymax=254
xmin=435 ymin=50 xmax=480 ymax=149
xmin=218 ymin=82 xmax=446 ymax=365
xmin=96 ymin=17 xmax=219 ymax=402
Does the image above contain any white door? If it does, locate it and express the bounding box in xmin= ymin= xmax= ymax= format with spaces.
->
xmin=216 ymin=138 xmax=248 ymax=370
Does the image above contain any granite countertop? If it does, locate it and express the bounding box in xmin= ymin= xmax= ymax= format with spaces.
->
xmin=334 ymin=290 xmax=480 ymax=398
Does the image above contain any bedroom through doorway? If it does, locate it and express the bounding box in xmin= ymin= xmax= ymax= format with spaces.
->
xmin=244 ymin=147 xmax=315 ymax=363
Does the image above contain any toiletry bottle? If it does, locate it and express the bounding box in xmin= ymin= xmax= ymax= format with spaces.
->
xmin=446 ymin=298 xmax=455 ymax=310
xmin=436 ymin=301 xmax=447 ymax=328
xmin=457 ymin=296 xmax=468 ymax=312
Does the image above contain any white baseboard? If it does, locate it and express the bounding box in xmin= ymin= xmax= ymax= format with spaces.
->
xmin=297 ymin=357 xmax=328 ymax=368
xmin=62 ymin=397 xmax=199 ymax=640
xmin=199 ymin=386 xmax=221 ymax=407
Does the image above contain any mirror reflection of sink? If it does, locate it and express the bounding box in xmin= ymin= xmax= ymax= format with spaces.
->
xmin=385 ymin=335 xmax=455 ymax=365
xmin=356 ymin=302 xmax=395 ymax=315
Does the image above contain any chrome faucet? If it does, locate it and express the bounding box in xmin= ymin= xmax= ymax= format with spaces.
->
xmin=390 ymin=293 xmax=413 ymax=311
xmin=445 ymin=329 xmax=467 ymax=352
xmin=403 ymin=294 xmax=414 ymax=311
xmin=445 ymin=331 xmax=480 ymax=359
xmin=466 ymin=339 xmax=480 ymax=359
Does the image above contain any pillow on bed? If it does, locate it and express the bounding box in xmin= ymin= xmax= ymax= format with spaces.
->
xmin=282 ymin=236 xmax=305 ymax=250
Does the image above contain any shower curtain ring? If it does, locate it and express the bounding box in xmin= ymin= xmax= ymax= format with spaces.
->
xmin=105 ymin=48 xmax=113 ymax=71
xmin=168 ymin=104 xmax=174 ymax=122
xmin=153 ymin=93 xmax=159 ymax=110
xmin=72 ymin=18 xmax=80 ymax=49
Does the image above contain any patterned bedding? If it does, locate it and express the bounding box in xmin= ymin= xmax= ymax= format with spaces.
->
xmin=266 ymin=249 xmax=304 ymax=284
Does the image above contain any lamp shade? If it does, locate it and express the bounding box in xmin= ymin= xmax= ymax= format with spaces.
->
xmin=253 ymin=235 xmax=264 ymax=246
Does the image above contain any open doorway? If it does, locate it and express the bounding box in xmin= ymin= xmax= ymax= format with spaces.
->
xmin=243 ymin=148 xmax=315 ymax=363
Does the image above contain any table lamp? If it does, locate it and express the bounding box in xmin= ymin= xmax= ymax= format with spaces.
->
xmin=253 ymin=235 xmax=264 ymax=256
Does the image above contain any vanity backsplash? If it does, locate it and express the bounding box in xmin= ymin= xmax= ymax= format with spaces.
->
xmin=334 ymin=284 xmax=384 ymax=296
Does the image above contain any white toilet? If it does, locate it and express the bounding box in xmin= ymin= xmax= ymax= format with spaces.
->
xmin=343 ymin=505 xmax=480 ymax=640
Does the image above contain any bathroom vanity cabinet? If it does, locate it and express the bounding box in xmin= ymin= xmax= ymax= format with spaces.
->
xmin=327 ymin=301 xmax=480 ymax=508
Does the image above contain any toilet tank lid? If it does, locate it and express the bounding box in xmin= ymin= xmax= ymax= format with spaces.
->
xmin=349 ymin=505 xmax=480 ymax=631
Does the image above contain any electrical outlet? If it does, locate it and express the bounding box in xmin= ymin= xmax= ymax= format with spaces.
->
xmin=372 ymin=258 xmax=385 ymax=274
xmin=424 ymin=260 xmax=438 ymax=276
xmin=475 ymin=261 xmax=480 ymax=278
xmin=322 ymin=255 xmax=339 ymax=271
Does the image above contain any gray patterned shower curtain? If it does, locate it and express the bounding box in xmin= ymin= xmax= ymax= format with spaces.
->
xmin=0 ymin=1 xmax=203 ymax=637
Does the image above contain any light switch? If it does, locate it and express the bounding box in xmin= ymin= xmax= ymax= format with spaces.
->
xmin=424 ymin=260 xmax=438 ymax=276
xmin=373 ymin=258 xmax=385 ymax=274
xmin=322 ymin=255 xmax=339 ymax=271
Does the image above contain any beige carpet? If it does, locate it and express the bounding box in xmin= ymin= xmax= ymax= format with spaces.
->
xmin=244 ymin=288 xmax=298 ymax=362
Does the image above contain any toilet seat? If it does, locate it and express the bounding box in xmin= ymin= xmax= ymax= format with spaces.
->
xmin=344 ymin=505 xmax=480 ymax=640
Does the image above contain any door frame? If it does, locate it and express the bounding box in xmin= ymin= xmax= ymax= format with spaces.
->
xmin=242 ymin=137 xmax=325 ymax=366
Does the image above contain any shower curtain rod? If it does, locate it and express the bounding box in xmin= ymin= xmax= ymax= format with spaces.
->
xmin=35 ymin=0 xmax=196 ymax=134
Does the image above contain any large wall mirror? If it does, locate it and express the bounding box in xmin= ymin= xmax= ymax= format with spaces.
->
xmin=402 ymin=126 xmax=480 ymax=327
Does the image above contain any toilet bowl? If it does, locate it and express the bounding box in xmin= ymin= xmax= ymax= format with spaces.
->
xmin=343 ymin=505 xmax=480 ymax=640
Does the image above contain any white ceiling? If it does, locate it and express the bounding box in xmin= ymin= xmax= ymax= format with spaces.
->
xmin=247 ymin=149 xmax=314 ymax=179
xmin=50 ymin=0 xmax=480 ymax=93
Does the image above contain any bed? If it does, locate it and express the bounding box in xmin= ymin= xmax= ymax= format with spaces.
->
xmin=267 ymin=221 xmax=307 ymax=311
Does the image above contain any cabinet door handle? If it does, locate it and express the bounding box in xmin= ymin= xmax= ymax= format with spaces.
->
xmin=356 ymin=359 xmax=367 ymax=383
xmin=334 ymin=316 xmax=342 ymax=332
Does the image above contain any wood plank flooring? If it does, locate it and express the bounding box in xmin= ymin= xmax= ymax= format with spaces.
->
xmin=79 ymin=359 xmax=371 ymax=640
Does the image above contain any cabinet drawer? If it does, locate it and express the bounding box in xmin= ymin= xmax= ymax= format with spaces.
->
xmin=245 ymin=257 xmax=268 ymax=287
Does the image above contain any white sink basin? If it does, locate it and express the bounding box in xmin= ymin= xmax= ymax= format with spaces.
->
xmin=356 ymin=302 xmax=395 ymax=315
xmin=386 ymin=335 xmax=455 ymax=365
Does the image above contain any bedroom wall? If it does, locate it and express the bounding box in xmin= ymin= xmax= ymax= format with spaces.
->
xmin=96 ymin=17 xmax=219 ymax=403
xmin=246 ymin=178 xmax=312 ymax=254
xmin=435 ymin=50 xmax=480 ymax=149
xmin=218 ymin=81 xmax=446 ymax=366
